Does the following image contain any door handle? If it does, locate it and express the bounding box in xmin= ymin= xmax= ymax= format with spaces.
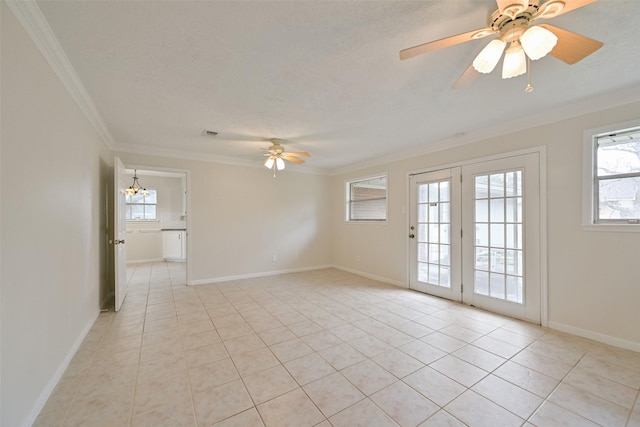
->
xmin=409 ymin=234 xmax=415 ymax=239
xmin=114 ymin=239 xmax=125 ymax=245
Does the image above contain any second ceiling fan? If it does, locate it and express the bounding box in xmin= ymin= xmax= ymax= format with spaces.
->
xmin=400 ymin=0 xmax=603 ymax=90
xmin=263 ymin=139 xmax=310 ymax=176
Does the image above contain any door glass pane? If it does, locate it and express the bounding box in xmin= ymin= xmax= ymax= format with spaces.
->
xmin=475 ymin=271 xmax=489 ymax=295
xmin=506 ymin=198 xmax=520 ymax=222
xmin=489 ymin=273 xmax=506 ymax=298
xmin=475 ymin=200 xmax=488 ymax=222
xmin=428 ymin=204 xmax=439 ymax=223
xmin=473 ymin=171 xmax=524 ymax=304
xmin=490 ymin=199 xmax=505 ymax=222
xmin=418 ymin=243 xmax=428 ymax=262
xmin=440 ymin=181 xmax=450 ymax=202
xmin=475 ymin=175 xmax=488 ymax=198
xmin=418 ymin=263 xmax=428 ymax=282
xmin=490 ymin=224 xmax=504 ymax=247
xmin=418 ymin=224 xmax=428 ymax=242
xmin=475 ymin=224 xmax=488 ymax=246
xmin=475 ymin=247 xmax=488 ymax=270
xmin=506 ymin=276 xmax=523 ymax=303
xmin=428 ymin=244 xmax=439 ymax=263
xmin=429 ymin=183 xmax=439 ymax=202
xmin=440 ymin=245 xmax=450 ymax=266
xmin=491 ymin=249 xmax=505 ymax=273
xmin=417 ymin=179 xmax=451 ymax=288
xmin=429 ymin=224 xmax=439 ymax=243
xmin=490 ymin=174 xmax=505 ymax=198
xmin=418 ymin=205 xmax=428 ymax=222
xmin=440 ymin=224 xmax=450 ymax=244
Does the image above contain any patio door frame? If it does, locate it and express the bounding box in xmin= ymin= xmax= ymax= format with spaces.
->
xmin=406 ymin=147 xmax=548 ymax=326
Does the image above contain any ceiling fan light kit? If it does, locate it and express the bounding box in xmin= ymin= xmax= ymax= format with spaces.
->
xmin=400 ymin=0 xmax=602 ymax=92
xmin=473 ymin=39 xmax=506 ymax=73
xmin=502 ymin=41 xmax=527 ymax=78
xmin=520 ymin=25 xmax=558 ymax=60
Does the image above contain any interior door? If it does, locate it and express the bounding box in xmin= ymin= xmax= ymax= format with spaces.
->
xmin=409 ymin=168 xmax=462 ymax=301
xmin=461 ymin=153 xmax=541 ymax=323
xmin=114 ymin=157 xmax=128 ymax=311
xmin=409 ymin=153 xmax=541 ymax=323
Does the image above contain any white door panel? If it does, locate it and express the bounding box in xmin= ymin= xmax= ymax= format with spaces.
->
xmin=114 ymin=157 xmax=128 ymax=311
xmin=409 ymin=168 xmax=461 ymax=302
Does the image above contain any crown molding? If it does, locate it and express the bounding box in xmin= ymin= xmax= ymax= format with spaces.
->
xmin=6 ymin=0 xmax=115 ymax=150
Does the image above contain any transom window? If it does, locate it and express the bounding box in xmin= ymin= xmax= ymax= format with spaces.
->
xmin=346 ymin=175 xmax=387 ymax=221
xmin=593 ymin=127 xmax=640 ymax=224
xmin=126 ymin=190 xmax=157 ymax=220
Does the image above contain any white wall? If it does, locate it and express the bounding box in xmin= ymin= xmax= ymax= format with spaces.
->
xmin=0 ymin=3 xmax=112 ymax=426
xmin=115 ymin=153 xmax=332 ymax=283
xmin=330 ymin=100 xmax=640 ymax=349
xmin=125 ymin=174 xmax=184 ymax=263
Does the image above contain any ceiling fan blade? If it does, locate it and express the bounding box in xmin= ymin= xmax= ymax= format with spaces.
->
xmin=545 ymin=0 xmax=598 ymax=18
xmin=538 ymin=24 xmax=603 ymax=64
xmin=285 ymin=157 xmax=305 ymax=165
xmin=400 ymin=28 xmax=494 ymax=60
xmin=451 ymin=64 xmax=480 ymax=90
xmin=285 ymin=151 xmax=310 ymax=157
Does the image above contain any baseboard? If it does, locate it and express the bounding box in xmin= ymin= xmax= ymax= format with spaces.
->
xmin=190 ymin=264 xmax=333 ymax=285
xmin=24 ymin=309 xmax=100 ymax=427
xmin=331 ymin=264 xmax=407 ymax=288
xmin=548 ymin=320 xmax=640 ymax=353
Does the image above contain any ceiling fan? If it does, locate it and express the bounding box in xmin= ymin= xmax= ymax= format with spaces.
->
xmin=400 ymin=0 xmax=603 ymax=91
xmin=263 ymin=139 xmax=310 ymax=176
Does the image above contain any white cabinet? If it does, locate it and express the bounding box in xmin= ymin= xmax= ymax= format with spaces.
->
xmin=163 ymin=230 xmax=186 ymax=261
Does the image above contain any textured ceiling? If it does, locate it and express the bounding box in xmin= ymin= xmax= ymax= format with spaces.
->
xmin=36 ymin=0 xmax=640 ymax=173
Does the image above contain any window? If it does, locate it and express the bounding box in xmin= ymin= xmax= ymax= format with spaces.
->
xmin=346 ymin=175 xmax=387 ymax=221
xmin=584 ymin=121 xmax=640 ymax=228
xmin=126 ymin=190 xmax=157 ymax=220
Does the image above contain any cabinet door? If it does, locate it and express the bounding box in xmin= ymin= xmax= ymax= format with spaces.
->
xmin=163 ymin=231 xmax=183 ymax=259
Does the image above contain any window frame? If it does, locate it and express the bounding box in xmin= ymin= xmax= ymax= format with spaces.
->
xmin=126 ymin=189 xmax=158 ymax=221
xmin=583 ymin=119 xmax=640 ymax=232
xmin=345 ymin=173 xmax=389 ymax=223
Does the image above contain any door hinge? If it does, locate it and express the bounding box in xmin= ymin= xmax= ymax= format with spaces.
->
xmin=460 ymin=229 xmax=463 ymax=238
xmin=461 ymin=283 xmax=464 ymax=293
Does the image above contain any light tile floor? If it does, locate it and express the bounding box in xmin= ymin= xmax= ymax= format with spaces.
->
xmin=34 ymin=263 xmax=640 ymax=426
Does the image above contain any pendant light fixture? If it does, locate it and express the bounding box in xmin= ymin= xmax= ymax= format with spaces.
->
xmin=125 ymin=170 xmax=150 ymax=196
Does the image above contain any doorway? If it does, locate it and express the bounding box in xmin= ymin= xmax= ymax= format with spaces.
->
xmin=113 ymin=160 xmax=190 ymax=311
xmin=409 ymin=152 xmax=542 ymax=323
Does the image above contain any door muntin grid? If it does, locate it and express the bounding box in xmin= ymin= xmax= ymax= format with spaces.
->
xmin=417 ymin=180 xmax=451 ymax=287
xmin=473 ymin=170 xmax=524 ymax=303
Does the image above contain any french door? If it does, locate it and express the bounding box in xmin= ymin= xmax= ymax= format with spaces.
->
xmin=409 ymin=153 xmax=541 ymax=323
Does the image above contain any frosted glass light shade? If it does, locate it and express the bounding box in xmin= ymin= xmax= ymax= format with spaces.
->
xmin=275 ymin=157 xmax=285 ymax=170
xmin=473 ymin=39 xmax=507 ymax=73
xmin=502 ymin=43 xmax=526 ymax=78
xmin=264 ymin=157 xmax=274 ymax=169
xmin=520 ymin=26 xmax=558 ymax=60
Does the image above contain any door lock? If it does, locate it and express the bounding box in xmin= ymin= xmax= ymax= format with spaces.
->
xmin=114 ymin=239 xmax=125 ymax=245
xmin=409 ymin=234 xmax=415 ymax=239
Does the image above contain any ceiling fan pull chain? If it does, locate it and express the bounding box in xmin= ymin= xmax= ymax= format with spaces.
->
xmin=525 ymin=56 xmax=534 ymax=93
